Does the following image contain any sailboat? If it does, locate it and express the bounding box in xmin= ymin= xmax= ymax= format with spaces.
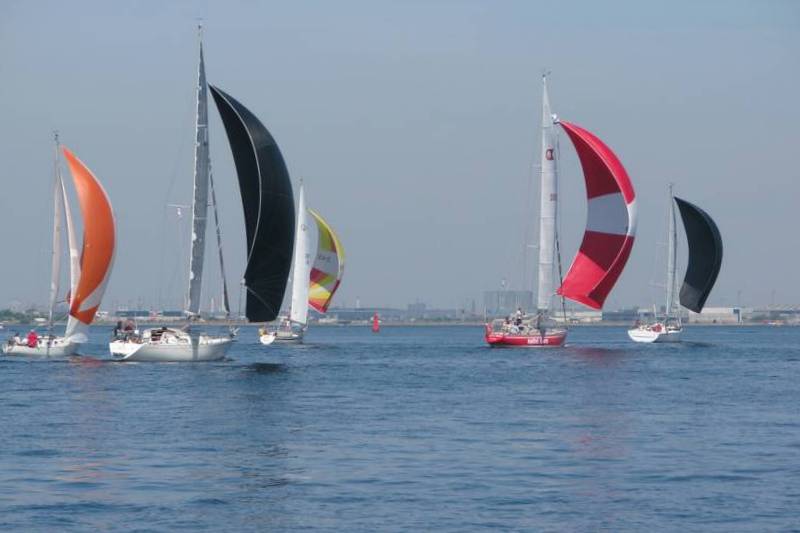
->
xmin=110 ymin=29 xmax=295 ymax=360
xmin=486 ymin=74 xmax=637 ymax=347
xmin=259 ymin=184 xmax=346 ymax=344
xmin=628 ymin=187 xmax=722 ymax=343
xmin=3 ymin=135 xmax=116 ymax=356
xmin=109 ymin=33 xmax=234 ymax=361
xmin=260 ymin=183 xmax=310 ymax=343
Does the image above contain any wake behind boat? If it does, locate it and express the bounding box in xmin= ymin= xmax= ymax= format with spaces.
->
xmin=3 ymin=135 xmax=116 ymax=357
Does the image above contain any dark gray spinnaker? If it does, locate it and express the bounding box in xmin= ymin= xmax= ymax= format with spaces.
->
xmin=675 ymin=197 xmax=722 ymax=313
xmin=209 ymin=85 xmax=295 ymax=322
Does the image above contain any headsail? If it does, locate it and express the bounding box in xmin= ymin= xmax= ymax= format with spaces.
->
xmin=308 ymin=208 xmax=345 ymax=313
xmin=62 ymin=148 xmax=116 ymax=342
xmin=209 ymin=85 xmax=295 ymax=322
xmin=674 ymin=197 xmax=722 ymax=313
xmin=289 ymin=184 xmax=310 ymax=325
xmin=187 ymin=36 xmax=210 ymax=316
xmin=556 ymin=121 xmax=636 ymax=309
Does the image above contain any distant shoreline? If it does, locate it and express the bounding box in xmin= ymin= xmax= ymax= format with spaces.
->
xmin=2 ymin=320 xmax=793 ymax=328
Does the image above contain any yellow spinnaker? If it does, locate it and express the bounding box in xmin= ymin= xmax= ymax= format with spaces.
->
xmin=308 ymin=208 xmax=345 ymax=312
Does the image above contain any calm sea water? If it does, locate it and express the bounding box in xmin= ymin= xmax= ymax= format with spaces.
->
xmin=0 ymin=325 xmax=798 ymax=531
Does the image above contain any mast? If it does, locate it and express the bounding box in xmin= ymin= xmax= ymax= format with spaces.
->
xmin=47 ymin=132 xmax=64 ymax=331
xmin=186 ymin=24 xmax=210 ymax=316
xmin=289 ymin=183 xmax=310 ymax=325
xmin=665 ymin=183 xmax=677 ymax=319
xmin=536 ymin=73 xmax=558 ymax=313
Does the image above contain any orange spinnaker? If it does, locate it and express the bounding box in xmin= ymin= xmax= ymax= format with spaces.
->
xmin=62 ymin=147 xmax=116 ymax=325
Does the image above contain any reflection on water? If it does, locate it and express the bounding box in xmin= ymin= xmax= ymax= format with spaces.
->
xmin=246 ymin=362 xmax=288 ymax=374
xmin=565 ymin=345 xmax=629 ymax=364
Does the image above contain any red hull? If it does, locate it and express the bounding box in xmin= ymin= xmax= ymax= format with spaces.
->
xmin=484 ymin=325 xmax=567 ymax=347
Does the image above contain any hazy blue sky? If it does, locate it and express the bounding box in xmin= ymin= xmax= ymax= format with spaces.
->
xmin=1 ymin=0 xmax=798 ymax=312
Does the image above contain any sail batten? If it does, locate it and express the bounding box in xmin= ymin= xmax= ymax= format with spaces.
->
xmin=187 ymin=40 xmax=210 ymax=315
xmin=675 ymin=197 xmax=722 ymax=313
xmin=556 ymin=121 xmax=636 ymax=310
xmin=308 ymin=208 xmax=345 ymax=313
xmin=209 ymin=85 xmax=295 ymax=322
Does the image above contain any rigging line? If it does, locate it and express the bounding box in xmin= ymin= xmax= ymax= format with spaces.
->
xmin=648 ymin=185 xmax=671 ymax=320
xmin=208 ymin=170 xmax=231 ymax=319
xmin=555 ymin=223 xmax=567 ymax=323
xmin=522 ymin=137 xmax=537 ymax=293
xmin=236 ymin=278 xmax=245 ymax=324
xmin=156 ymin=76 xmax=196 ymax=313
xmin=553 ymin=129 xmax=567 ymax=323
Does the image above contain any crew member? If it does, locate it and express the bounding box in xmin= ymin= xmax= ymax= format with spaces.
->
xmin=26 ymin=329 xmax=38 ymax=348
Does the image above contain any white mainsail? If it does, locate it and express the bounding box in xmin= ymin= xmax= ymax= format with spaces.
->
xmin=47 ymin=141 xmax=64 ymax=329
xmin=536 ymin=74 xmax=558 ymax=312
xmin=186 ymin=34 xmax=210 ymax=315
xmin=51 ymin=134 xmax=82 ymax=337
xmin=289 ymin=184 xmax=310 ymax=325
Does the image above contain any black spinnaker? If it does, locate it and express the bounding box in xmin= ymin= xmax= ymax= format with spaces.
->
xmin=209 ymin=85 xmax=295 ymax=322
xmin=674 ymin=197 xmax=722 ymax=313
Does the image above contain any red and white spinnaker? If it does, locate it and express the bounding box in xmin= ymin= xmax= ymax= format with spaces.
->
xmin=556 ymin=121 xmax=636 ymax=310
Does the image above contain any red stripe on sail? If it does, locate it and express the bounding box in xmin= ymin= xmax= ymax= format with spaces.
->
xmin=309 ymin=280 xmax=341 ymax=313
xmin=310 ymin=268 xmax=328 ymax=284
xmin=559 ymin=121 xmax=635 ymax=203
xmin=557 ymin=233 xmax=635 ymax=309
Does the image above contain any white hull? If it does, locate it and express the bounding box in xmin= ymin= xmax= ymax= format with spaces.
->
xmin=274 ymin=329 xmax=303 ymax=343
xmin=628 ymin=325 xmax=683 ymax=344
xmin=2 ymin=336 xmax=78 ymax=357
xmin=260 ymin=319 xmax=305 ymax=346
xmin=109 ymin=327 xmax=233 ymax=362
xmin=259 ymin=330 xmax=303 ymax=345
